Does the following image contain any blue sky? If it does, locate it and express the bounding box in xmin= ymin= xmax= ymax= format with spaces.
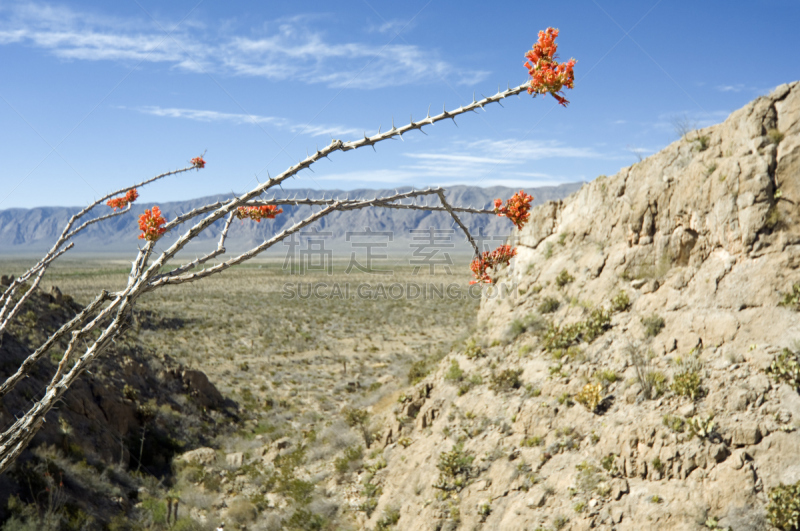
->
xmin=1 ymin=0 xmax=798 ymax=209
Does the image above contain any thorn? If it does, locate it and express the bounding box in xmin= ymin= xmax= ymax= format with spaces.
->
xmin=451 ymin=117 xmax=458 ymax=127
xmin=496 ymin=100 xmax=504 ymax=108
xmin=378 ymin=125 xmax=382 ymax=134
xmin=419 ymin=127 xmax=428 ymax=136
xmin=391 ymin=117 xmax=396 ymax=131
xmin=442 ymin=104 xmax=448 ymax=115
xmin=472 ymin=92 xmax=476 ymax=103
xmin=371 ymin=144 xmax=377 ymax=152
xmin=426 ymin=105 xmax=431 ymax=119
xmin=410 ymin=113 xmax=414 ymax=125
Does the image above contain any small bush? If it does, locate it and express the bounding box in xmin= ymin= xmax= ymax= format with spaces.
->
xmin=672 ymin=370 xmax=703 ymax=400
xmin=766 ymin=348 xmax=800 ymax=390
xmin=463 ymin=339 xmax=485 ymax=359
xmin=434 ymin=444 xmax=474 ymax=492
xmin=444 ymin=360 xmax=464 ymax=383
xmin=408 ymin=360 xmax=430 ymax=384
xmin=610 ymin=291 xmax=631 ymax=313
xmin=767 ymin=128 xmax=785 ymax=145
xmin=767 ymin=480 xmax=800 ymax=531
xmin=662 ymin=415 xmax=686 ymax=433
xmin=555 ymin=269 xmax=575 ymax=288
xmin=594 ymin=370 xmax=618 ymax=385
xmin=575 ymin=383 xmax=603 ymax=413
xmin=694 ymin=134 xmax=710 ymax=151
xmin=672 ymin=355 xmax=704 ymax=400
xmin=780 ymin=283 xmax=800 ymax=311
xmin=334 ymin=446 xmax=363 ymax=475
xmin=642 ymin=314 xmax=665 ymax=337
xmin=538 ymin=297 xmax=561 ymax=314
xmin=375 ymin=507 xmax=401 ymax=530
xmin=490 ymin=369 xmax=523 ymax=392
xmin=630 ymin=347 xmax=666 ymax=399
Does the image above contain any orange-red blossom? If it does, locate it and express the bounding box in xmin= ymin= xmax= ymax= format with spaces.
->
xmin=525 ymin=27 xmax=576 ymax=107
xmin=236 ymin=205 xmax=283 ymax=222
xmin=191 ymin=156 xmax=206 ymax=169
xmin=470 ymin=245 xmax=517 ymax=284
xmin=138 ymin=206 xmax=167 ymax=241
xmin=494 ymin=190 xmax=534 ymax=230
xmin=106 ymin=188 xmax=139 ymax=211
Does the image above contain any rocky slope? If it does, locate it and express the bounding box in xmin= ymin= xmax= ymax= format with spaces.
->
xmin=357 ymin=82 xmax=800 ymax=530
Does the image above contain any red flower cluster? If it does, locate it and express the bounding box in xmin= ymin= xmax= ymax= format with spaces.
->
xmin=494 ymin=190 xmax=534 ymax=230
xmin=236 ymin=205 xmax=284 ymax=222
xmin=191 ymin=156 xmax=206 ymax=169
xmin=525 ymin=28 xmax=576 ymax=107
xmin=138 ymin=206 xmax=167 ymax=241
xmin=106 ymin=188 xmax=139 ymax=211
xmin=470 ymin=245 xmax=517 ymax=284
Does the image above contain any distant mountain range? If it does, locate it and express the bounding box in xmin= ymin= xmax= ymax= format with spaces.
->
xmin=0 ymin=184 xmax=583 ymax=256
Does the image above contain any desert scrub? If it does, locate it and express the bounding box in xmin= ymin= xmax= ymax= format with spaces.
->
xmin=662 ymin=415 xmax=686 ymax=433
xmin=610 ymin=290 xmax=631 ymax=313
xmin=671 ymin=355 xmax=704 ymax=400
xmin=334 ymin=445 xmax=363 ymax=475
xmin=490 ymin=369 xmax=523 ymax=392
xmin=575 ymin=382 xmax=603 ymax=413
xmin=375 ymin=506 xmax=401 ymax=530
xmin=780 ymin=283 xmax=800 ymax=311
xmin=767 ymin=128 xmax=785 ymax=145
xmin=594 ymin=370 xmax=618 ymax=385
xmin=555 ymin=269 xmax=575 ymax=288
xmin=444 ymin=359 xmax=464 ymax=383
xmin=463 ymin=339 xmax=485 ymax=359
xmin=642 ymin=314 xmax=665 ymax=337
xmin=766 ymin=348 xmax=800 ymax=390
xmin=343 ymin=407 xmax=373 ymax=449
xmin=408 ymin=360 xmax=431 ymax=384
xmin=434 ymin=443 xmax=475 ymax=492
xmin=538 ymin=296 xmax=561 ymax=314
xmin=767 ymin=480 xmax=800 ymax=530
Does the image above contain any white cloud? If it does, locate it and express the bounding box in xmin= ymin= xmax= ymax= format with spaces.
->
xmin=0 ymin=2 xmax=490 ymax=89
xmin=716 ymin=84 xmax=745 ymax=92
xmin=130 ymin=105 xmax=362 ymax=137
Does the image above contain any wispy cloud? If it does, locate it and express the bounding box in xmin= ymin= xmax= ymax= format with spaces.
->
xmin=716 ymin=84 xmax=746 ymax=93
xmin=0 ymin=2 xmax=490 ymax=89
xmin=129 ymin=105 xmax=362 ymax=137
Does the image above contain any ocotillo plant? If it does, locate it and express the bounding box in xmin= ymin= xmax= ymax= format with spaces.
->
xmin=0 ymin=28 xmax=575 ymax=471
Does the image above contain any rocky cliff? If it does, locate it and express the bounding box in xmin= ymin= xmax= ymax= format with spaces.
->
xmin=361 ymin=82 xmax=800 ymax=530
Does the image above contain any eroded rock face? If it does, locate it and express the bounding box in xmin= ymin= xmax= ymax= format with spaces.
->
xmin=363 ymin=82 xmax=800 ymax=530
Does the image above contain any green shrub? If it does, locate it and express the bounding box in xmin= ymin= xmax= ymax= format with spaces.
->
xmin=538 ymin=296 xmax=560 ymax=314
xmin=594 ymin=370 xmax=618 ymax=385
xmin=285 ymin=509 xmax=327 ymax=531
xmin=555 ymin=269 xmax=575 ymax=288
xmin=375 ymin=507 xmax=401 ymax=530
xmin=662 ymin=415 xmax=686 ymax=433
xmin=463 ymin=339 xmax=485 ymax=359
xmin=694 ymin=134 xmax=710 ymax=151
xmin=408 ymin=360 xmax=430 ymax=384
xmin=490 ymin=369 xmax=523 ymax=392
xmin=444 ymin=360 xmax=464 ymax=383
xmin=642 ymin=314 xmax=665 ymax=337
xmin=766 ymin=348 xmax=800 ymax=390
xmin=610 ymin=291 xmax=631 ymax=313
xmin=767 ymin=480 xmax=800 ymax=530
xmin=434 ymin=444 xmax=474 ymax=492
xmin=334 ymin=446 xmax=363 ymax=475
xmin=575 ymin=383 xmax=603 ymax=413
xmin=672 ymin=370 xmax=703 ymax=400
xmin=780 ymin=283 xmax=800 ymax=311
